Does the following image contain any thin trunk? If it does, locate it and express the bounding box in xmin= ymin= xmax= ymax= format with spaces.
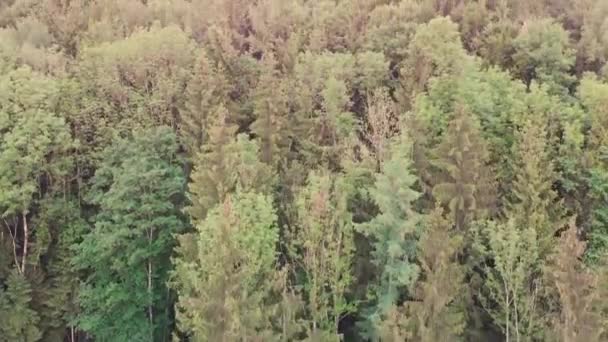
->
xmin=4 ymin=219 xmax=21 ymax=273
xmin=505 ymin=286 xmax=510 ymax=342
xmin=21 ymin=212 xmax=28 ymax=273
xmin=514 ymin=294 xmax=519 ymax=342
xmin=147 ymin=227 xmax=154 ymax=340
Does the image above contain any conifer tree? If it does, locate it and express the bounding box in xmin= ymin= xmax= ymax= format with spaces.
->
xmin=398 ymin=206 xmax=466 ymax=342
xmin=359 ymin=133 xmax=422 ymax=338
xmin=74 ymin=127 xmax=186 ymax=342
xmin=288 ymin=170 xmax=355 ymax=339
xmin=431 ymin=105 xmax=496 ymax=230
xmin=251 ymin=53 xmax=290 ymax=166
xmin=0 ymin=271 xmax=41 ymax=342
xmin=506 ymin=117 xmax=564 ymax=259
xmin=545 ymin=219 xmax=605 ymax=342
xmin=187 ymin=104 xmax=274 ymax=222
xmin=173 ymin=191 xmax=279 ymax=341
xmin=179 ymin=51 xmax=230 ymax=155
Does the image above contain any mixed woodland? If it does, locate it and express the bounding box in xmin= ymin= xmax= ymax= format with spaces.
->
xmin=0 ymin=0 xmax=608 ymax=341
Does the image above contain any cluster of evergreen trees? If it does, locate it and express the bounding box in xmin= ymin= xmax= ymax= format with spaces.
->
xmin=1 ymin=0 xmax=607 ymax=341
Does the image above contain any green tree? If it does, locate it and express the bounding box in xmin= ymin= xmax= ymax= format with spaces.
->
xmin=74 ymin=127 xmax=186 ymax=341
xmin=431 ymin=105 xmax=496 ymax=230
xmin=178 ymin=51 xmax=230 ymax=155
xmin=386 ymin=206 xmax=466 ymax=342
xmin=288 ymin=170 xmax=355 ymax=339
xmin=173 ymin=191 xmax=279 ymax=341
xmin=506 ymin=117 xmax=564 ymax=259
xmin=0 ymin=66 xmax=74 ymax=275
xmin=578 ymin=74 xmax=608 ymax=263
xmin=474 ymin=219 xmax=544 ymax=342
xmin=398 ymin=16 xmax=473 ymax=108
xmin=0 ymin=271 xmax=41 ymax=342
xmin=187 ymin=104 xmax=274 ymax=222
xmin=545 ymin=219 xmax=605 ymax=342
xmin=251 ymin=53 xmax=290 ymax=166
xmin=512 ymin=18 xmax=575 ymax=97
xmin=358 ymin=134 xmax=422 ymax=338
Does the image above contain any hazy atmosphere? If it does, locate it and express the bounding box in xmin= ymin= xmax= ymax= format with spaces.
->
xmin=0 ymin=0 xmax=607 ymax=341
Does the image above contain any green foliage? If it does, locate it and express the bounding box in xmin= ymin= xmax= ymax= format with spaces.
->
xmin=0 ymin=271 xmax=41 ymax=342
xmin=506 ymin=117 xmax=565 ymax=259
xmin=358 ymin=134 xmax=422 ymax=337
xmin=187 ymin=105 xmax=275 ymax=222
xmin=74 ymin=25 xmax=196 ymax=156
xmin=173 ymin=191 xmax=279 ymax=341
xmin=431 ymin=106 xmax=496 ymax=230
xmin=512 ymin=18 xmax=575 ymax=96
xmin=578 ymin=74 xmax=608 ymax=263
xmin=178 ymin=51 xmax=230 ymax=155
xmin=288 ymin=169 xmax=355 ymax=338
xmin=396 ymin=206 xmax=466 ymax=342
xmin=474 ymin=219 xmax=545 ymax=341
xmin=0 ymin=66 xmax=73 ymax=217
xmin=544 ymin=220 xmax=606 ymax=342
xmin=74 ymin=127 xmax=186 ymax=341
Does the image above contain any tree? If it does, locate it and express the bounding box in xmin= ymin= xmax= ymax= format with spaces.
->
xmin=398 ymin=16 xmax=473 ymax=108
xmin=506 ymin=117 xmax=564 ymax=259
xmin=250 ymin=53 xmax=290 ymax=166
xmin=474 ymin=219 xmax=544 ymax=342
xmin=395 ymin=206 xmax=466 ymax=342
xmin=0 ymin=66 xmax=74 ymax=276
xmin=544 ymin=219 xmax=605 ymax=342
xmin=178 ymin=51 xmax=230 ymax=155
xmin=74 ymin=25 xmax=196 ymax=156
xmin=512 ymin=18 xmax=575 ymax=97
xmin=74 ymin=127 xmax=186 ymax=341
xmin=431 ymin=105 xmax=496 ymax=231
xmin=187 ymin=104 xmax=275 ymax=222
xmin=0 ymin=271 xmax=41 ymax=342
xmin=288 ymin=169 xmax=355 ymax=339
xmin=358 ymin=134 xmax=422 ymax=338
xmin=578 ymin=74 xmax=608 ymax=263
xmin=172 ymin=191 xmax=279 ymax=341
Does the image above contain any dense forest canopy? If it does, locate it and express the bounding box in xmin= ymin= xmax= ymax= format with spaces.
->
xmin=0 ymin=0 xmax=607 ymax=341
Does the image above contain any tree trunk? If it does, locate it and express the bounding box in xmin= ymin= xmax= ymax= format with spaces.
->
xmin=148 ymin=228 xmax=154 ymax=340
xmin=21 ymin=212 xmax=28 ymax=273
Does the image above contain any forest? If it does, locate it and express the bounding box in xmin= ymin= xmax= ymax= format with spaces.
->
xmin=0 ymin=0 xmax=607 ymax=341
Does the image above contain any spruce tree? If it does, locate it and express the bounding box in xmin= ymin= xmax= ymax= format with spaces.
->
xmin=0 ymin=271 xmax=41 ymax=342
xmin=545 ymin=219 xmax=605 ymax=342
xmin=172 ymin=191 xmax=279 ymax=341
xmin=578 ymin=74 xmax=608 ymax=263
xmin=187 ymin=104 xmax=274 ymax=222
xmin=398 ymin=206 xmax=466 ymax=342
xmin=506 ymin=117 xmax=564 ymax=259
xmin=358 ymin=133 xmax=422 ymax=338
xmin=431 ymin=105 xmax=496 ymax=230
xmin=250 ymin=53 xmax=290 ymax=166
xmin=179 ymin=51 xmax=230 ymax=155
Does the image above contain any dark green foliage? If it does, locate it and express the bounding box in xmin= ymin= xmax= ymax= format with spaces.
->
xmin=73 ymin=127 xmax=186 ymax=341
xmin=431 ymin=106 xmax=496 ymax=230
xmin=0 ymin=271 xmax=41 ymax=342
